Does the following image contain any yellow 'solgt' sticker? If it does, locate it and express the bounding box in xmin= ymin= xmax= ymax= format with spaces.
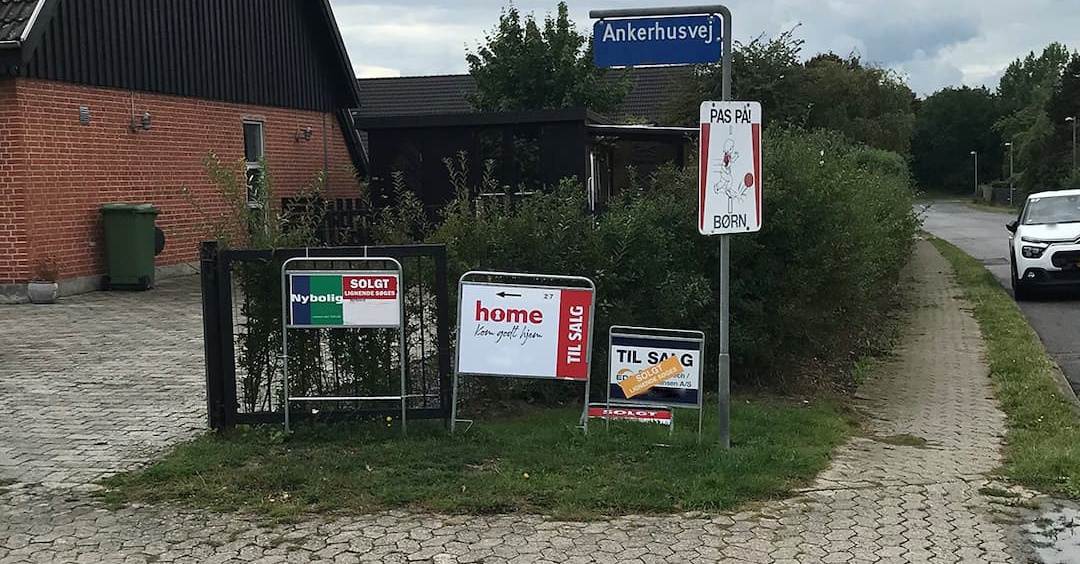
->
xmin=618 ymin=355 xmax=685 ymax=399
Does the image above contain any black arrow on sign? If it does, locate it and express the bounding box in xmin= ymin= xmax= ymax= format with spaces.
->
xmin=496 ymin=291 xmax=522 ymax=298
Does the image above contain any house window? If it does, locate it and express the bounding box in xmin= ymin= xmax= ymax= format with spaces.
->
xmin=243 ymin=121 xmax=265 ymax=207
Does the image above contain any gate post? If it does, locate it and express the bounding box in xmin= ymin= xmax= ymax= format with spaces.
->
xmin=433 ymin=247 xmax=453 ymax=426
xmin=200 ymin=242 xmax=226 ymax=430
xmin=216 ymin=249 xmax=238 ymax=428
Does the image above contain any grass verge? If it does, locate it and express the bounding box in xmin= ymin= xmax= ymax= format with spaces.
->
xmin=99 ymin=400 xmax=852 ymax=521
xmin=966 ymin=201 xmax=1018 ymax=215
xmin=929 ymin=235 xmax=1080 ymax=497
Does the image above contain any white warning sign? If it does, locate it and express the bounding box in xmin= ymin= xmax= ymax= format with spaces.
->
xmin=699 ymin=101 xmax=763 ymax=235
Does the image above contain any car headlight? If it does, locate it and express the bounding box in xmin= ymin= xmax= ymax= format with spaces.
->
xmin=1022 ymin=245 xmax=1047 ymax=259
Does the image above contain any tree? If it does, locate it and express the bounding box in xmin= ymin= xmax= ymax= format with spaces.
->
xmin=997 ymin=43 xmax=1070 ymax=115
xmin=911 ymin=87 xmax=1003 ymax=192
xmin=1044 ymin=52 xmax=1080 ymax=183
xmin=466 ymin=3 xmax=628 ymax=114
xmin=994 ymin=43 xmax=1072 ymax=191
xmin=664 ymin=28 xmax=808 ymax=127
xmin=666 ymin=29 xmax=916 ymax=154
xmin=799 ymin=54 xmax=917 ymax=155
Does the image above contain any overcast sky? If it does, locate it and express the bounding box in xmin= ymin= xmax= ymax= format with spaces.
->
xmin=329 ymin=0 xmax=1080 ymax=97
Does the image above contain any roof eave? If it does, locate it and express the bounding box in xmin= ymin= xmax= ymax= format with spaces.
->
xmin=20 ymin=0 xmax=46 ymax=42
xmin=317 ymin=0 xmax=362 ymax=108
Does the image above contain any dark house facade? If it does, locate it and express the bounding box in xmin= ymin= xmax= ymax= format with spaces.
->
xmin=354 ymin=68 xmax=696 ymax=214
xmin=0 ymin=0 xmax=365 ymax=300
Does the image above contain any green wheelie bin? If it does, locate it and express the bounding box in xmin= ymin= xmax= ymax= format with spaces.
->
xmin=101 ymin=203 xmax=159 ymax=290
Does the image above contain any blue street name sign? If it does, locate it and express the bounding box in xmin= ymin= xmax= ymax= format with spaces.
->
xmin=593 ymin=14 xmax=723 ymax=68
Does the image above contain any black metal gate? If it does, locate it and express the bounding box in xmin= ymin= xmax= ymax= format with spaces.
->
xmin=200 ymin=241 xmax=452 ymax=430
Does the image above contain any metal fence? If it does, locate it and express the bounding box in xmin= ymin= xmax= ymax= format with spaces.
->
xmin=281 ymin=197 xmax=373 ymax=246
xmin=200 ymin=241 xmax=452 ymax=429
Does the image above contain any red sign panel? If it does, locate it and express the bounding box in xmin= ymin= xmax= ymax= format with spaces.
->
xmin=342 ymin=275 xmax=398 ymax=300
xmin=587 ymin=407 xmax=673 ymax=425
xmin=556 ymin=289 xmax=593 ymax=380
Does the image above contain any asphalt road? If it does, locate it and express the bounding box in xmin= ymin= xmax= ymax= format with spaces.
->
xmin=920 ymin=201 xmax=1080 ymax=395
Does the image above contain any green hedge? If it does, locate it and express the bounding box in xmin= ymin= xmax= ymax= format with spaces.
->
xmin=423 ymin=128 xmax=918 ymax=390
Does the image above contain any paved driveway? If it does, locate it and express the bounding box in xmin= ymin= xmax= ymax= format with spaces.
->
xmin=0 ymin=242 xmax=1036 ymax=563
xmin=919 ymin=201 xmax=1080 ymax=394
xmin=0 ymin=276 xmax=207 ymax=489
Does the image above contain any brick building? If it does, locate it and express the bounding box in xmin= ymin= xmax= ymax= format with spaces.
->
xmin=0 ymin=0 xmax=366 ymax=302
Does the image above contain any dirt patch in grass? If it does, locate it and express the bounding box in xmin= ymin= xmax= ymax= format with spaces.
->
xmin=868 ymin=433 xmax=929 ymax=448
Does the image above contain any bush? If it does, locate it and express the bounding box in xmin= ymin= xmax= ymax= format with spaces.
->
xmin=731 ymin=129 xmax=918 ymax=386
xmin=423 ymin=127 xmax=918 ymax=392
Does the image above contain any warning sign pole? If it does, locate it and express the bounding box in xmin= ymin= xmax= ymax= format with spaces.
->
xmin=716 ymin=7 xmax=733 ymax=450
xmin=591 ymin=4 xmax=735 ymax=448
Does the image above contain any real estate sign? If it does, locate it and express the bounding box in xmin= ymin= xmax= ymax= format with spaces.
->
xmin=286 ymin=271 xmax=401 ymax=328
xmin=456 ymin=282 xmax=594 ymax=380
xmin=587 ymin=406 xmax=673 ymax=426
xmin=608 ymin=331 xmax=702 ymax=407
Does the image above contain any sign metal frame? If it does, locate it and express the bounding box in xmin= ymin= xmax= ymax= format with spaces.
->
xmin=451 ymin=271 xmax=597 ymax=434
xmin=281 ymin=256 xmax=408 ymax=434
xmin=606 ymin=325 xmax=705 ymax=442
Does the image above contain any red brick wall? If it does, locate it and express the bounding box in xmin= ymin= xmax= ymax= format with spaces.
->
xmin=0 ymin=78 xmax=29 ymax=283
xmin=0 ymin=77 xmax=360 ymax=284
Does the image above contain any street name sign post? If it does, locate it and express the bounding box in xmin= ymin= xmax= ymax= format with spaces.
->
xmin=591 ymin=4 xmax=737 ymax=448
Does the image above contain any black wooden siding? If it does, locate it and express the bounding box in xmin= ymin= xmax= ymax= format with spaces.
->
xmin=20 ymin=0 xmax=352 ymax=111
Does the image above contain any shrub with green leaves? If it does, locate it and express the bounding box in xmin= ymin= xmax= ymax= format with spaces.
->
xmin=425 ymin=128 xmax=918 ymax=391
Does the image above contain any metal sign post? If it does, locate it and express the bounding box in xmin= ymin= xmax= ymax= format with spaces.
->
xmin=281 ymin=257 xmax=408 ymax=434
xmin=591 ymin=5 xmax=734 ymax=448
xmin=451 ymin=271 xmax=597 ymax=434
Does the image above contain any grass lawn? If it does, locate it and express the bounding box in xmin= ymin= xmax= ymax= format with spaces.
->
xmin=929 ymin=236 xmax=1080 ymax=498
xmin=99 ymin=399 xmax=853 ymax=521
xmin=966 ymin=201 xmax=1019 ymax=215
xmin=915 ymin=188 xmax=968 ymax=202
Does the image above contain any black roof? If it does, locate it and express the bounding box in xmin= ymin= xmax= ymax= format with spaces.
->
xmin=622 ymin=66 xmax=693 ymax=124
xmin=355 ymin=66 xmax=693 ymax=125
xmin=356 ymin=74 xmax=476 ymax=118
xmin=0 ymin=0 xmax=40 ymax=43
xmin=353 ymin=107 xmax=611 ymax=131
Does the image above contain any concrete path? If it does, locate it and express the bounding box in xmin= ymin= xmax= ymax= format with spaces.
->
xmin=0 ymin=242 xmax=1028 ymax=562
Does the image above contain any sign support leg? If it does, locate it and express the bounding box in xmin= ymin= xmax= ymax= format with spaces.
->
xmin=449 ymin=372 xmax=460 ymax=434
xmin=581 ymin=380 xmax=591 ymax=435
xmin=718 ymin=235 xmax=731 ymax=448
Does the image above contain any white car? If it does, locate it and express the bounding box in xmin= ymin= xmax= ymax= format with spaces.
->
xmin=1008 ymin=189 xmax=1080 ymax=300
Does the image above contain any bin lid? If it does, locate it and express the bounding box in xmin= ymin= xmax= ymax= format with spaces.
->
xmin=101 ymin=203 xmax=159 ymax=214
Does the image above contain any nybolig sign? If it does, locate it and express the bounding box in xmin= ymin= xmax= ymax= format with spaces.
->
xmin=287 ymin=271 xmax=401 ymax=328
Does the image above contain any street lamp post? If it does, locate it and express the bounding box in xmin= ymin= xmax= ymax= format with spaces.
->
xmin=971 ymin=150 xmax=978 ymax=199
xmin=1067 ymin=117 xmax=1077 ymax=172
xmin=1005 ymin=142 xmax=1014 ymax=205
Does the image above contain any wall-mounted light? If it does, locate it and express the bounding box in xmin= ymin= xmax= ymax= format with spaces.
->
xmin=295 ymin=126 xmax=313 ymax=142
xmin=130 ymin=111 xmax=151 ymax=132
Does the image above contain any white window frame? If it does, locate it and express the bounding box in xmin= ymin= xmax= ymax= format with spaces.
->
xmin=243 ymin=120 xmax=265 ymax=209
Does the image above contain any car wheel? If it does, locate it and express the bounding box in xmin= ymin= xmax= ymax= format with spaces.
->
xmin=1011 ymin=255 xmax=1035 ymax=301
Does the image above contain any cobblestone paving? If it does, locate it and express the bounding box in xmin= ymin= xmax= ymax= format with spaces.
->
xmin=0 ymin=277 xmax=207 ymax=490
xmin=0 ymin=243 xmax=1032 ymax=562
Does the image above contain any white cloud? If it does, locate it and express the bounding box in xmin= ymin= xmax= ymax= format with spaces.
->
xmin=328 ymin=0 xmax=1080 ymax=96
xmin=355 ymin=65 xmax=401 ymax=78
